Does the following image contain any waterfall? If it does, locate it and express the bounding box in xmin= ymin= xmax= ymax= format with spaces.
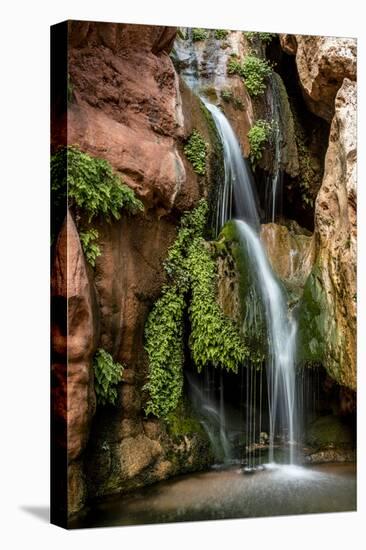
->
xmin=235 ymin=221 xmax=297 ymax=464
xmin=203 ymin=101 xmax=260 ymax=233
xmin=203 ymin=100 xmax=298 ymax=465
xmin=174 ymin=34 xmax=298 ymax=466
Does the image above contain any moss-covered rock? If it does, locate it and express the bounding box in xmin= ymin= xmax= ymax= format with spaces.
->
xmin=306 ymin=415 xmax=354 ymax=449
xmin=297 ymin=264 xmax=328 ymax=365
xmin=215 ymin=221 xmax=267 ymax=361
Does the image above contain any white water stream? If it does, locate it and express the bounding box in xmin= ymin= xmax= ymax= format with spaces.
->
xmin=205 ymin=101 xmax=298 ymax=464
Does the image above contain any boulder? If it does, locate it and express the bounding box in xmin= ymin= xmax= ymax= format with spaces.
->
xmin=260 ymin=222 xmax=314 ymax=299
xmin=294 ymin=35 xmax=356 ymax=121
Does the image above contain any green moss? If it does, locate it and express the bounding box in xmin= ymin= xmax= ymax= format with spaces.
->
xmin=51 ymin=146 xmax=144 ymax=222
xmin=297 ymin=265 xmax=327 ymax=364
xmin=144 ymin=286 xmax=185 ymax=418
xmin=79 ymin=228 xmax=101 ymax=267
xmin=198 ymin=102 xmax=225 ymax=237
xmin=220 ymin=89 xmax=244 ymax=110
xmin=166 ymin=401 xmax=204 ymax=438
xmin=216 ymin=221 xmax=267 ymax=364
xmin=192 ymin=28 xmax=209 ymax=42
xmin=184 ymin=130 xmax=208 ymax=176
xmin=188 ymin=239 xmax=248 ymax=373
xmin=306 ymin=415 xmax=353 ymax=448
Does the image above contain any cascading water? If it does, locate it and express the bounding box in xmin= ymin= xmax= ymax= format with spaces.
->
xmin=204 ymin=105 xmax=298 ymax=465
xmin=202 ymin=101 xmax=260 ymax=234
xmin=235 ymin=221 xmax=298 ymax=464
xmin=175 ymin=31 xmax=298 ymax=466
xmin=264 ymin=73 xmax=284 ymax=223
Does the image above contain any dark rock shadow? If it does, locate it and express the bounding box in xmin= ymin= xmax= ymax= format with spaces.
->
xmin=20 ymin=506 xmax=49 ymax=523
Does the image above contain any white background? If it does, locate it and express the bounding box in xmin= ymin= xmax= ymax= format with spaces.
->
xmin=0 ymin=0 xmax=364 ymax=548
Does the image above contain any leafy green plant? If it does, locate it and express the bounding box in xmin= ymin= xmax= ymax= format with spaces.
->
xmin=51 ymin=146 xmax=144 ymax=222
xmin=144 ymin=286 xmax=185 ymax=418
xmin=241 ymin=55 xmax=272 ymax=96
xmin=214 ymin=29 xmax=229 ymax=40
xmin=192 ymin=28 xmax=209 ymax=42
xmin=93 ymin=348 xmax=124 ymax=406
xmin=184 ymin=130 xmax=208 ymax=176
xmin=248 ymin=120 xmax=273 ymax=164
xmin=187 ymin=238 xmax=248 ymax=373
xmin=227 ymin=54 xmax=272 ymax=96
xmin=144 ymin=200 xmax=248 ymax=418
xmin=79 ymin=228 xmax=101 ymax=267
xmin=244 ymin=32 xmax=276 ymax=43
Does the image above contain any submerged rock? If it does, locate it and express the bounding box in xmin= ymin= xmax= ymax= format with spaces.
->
xmin=306 ymin=414 xmax=354 ymax=449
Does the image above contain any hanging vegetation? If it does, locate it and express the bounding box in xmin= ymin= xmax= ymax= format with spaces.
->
xmin=93 ymin=348 xmax=124 ymax=407
xmin=51 ymin=146 xmax=144 ymax=222
xmin=51 ymin=146 xmax=144 ymax=266
xmin=144 ymin=200 xmax=248 ymax=419
xmin=184 ymin=130 xmax=208 ymax=176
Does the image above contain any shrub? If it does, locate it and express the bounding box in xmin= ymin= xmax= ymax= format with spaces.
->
xmin=227 ymin=54 xmax=272 ymax=97
xmin=184 ymin=130 xmax=208 ymax=176
xmin=51 ymin=146 xmax=144 ymax=222
xmin=214 ymin=29 xmax=229 ymax=40
xmin=248 ymin=120 xmax=273 ymax=164
xmin=79 ymin=228 xmax=101 ymax=267
xmin=93 ymin=349 xmax=124 ymax=406
xmin=244 ymin=32 xmax=276 ymax=43
xmin=192 ymin=28 xmax=208 ymax=42
xmin=144 ymin=200 xmax=248 ymax=418
xmin=241 ymin=55 xmax=272 ymax=96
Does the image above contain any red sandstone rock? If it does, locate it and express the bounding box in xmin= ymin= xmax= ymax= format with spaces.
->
xmin=51 ymin=211 xmax=99 ymax=461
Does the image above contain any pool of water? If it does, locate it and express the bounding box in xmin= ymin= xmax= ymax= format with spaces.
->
xmin=70 ymin=462 xmax=356 ymax=529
